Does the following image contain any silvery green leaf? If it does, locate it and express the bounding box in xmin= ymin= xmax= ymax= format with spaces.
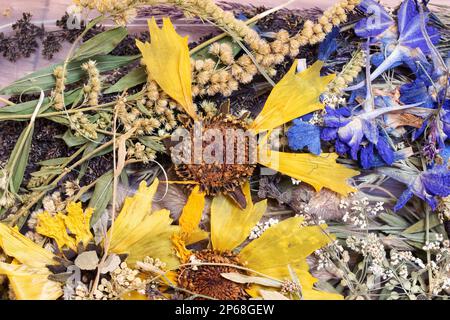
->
xmin=75 ymin=251 xmax=99 ymax=270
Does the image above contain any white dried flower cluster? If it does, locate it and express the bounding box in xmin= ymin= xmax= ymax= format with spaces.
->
xmin=316 ymin=240 xmax=348 ymax=271
xmin=0 ymin=170 xmax=15 ymax=209
xmin=42 ymin=192 xmax=66 ymax=214
xmin=307 ymin=111 xmax=325 ymax=126
xmin=188 ymin=254 xmax=202 ymax=271
xmin=249 ymin=218 xmax=279 ymax=240
xmin=423 ymin=234 xmax=445 ymax=251
xmin=390 ymin=250 xmax=425 ymax=269
xmin=347 ymin=233 xmax=387 ymax=277
xmin=322 ymin=94 xmax=346 ymax=109
xmin=280 ymin=280 xmax=302 ymax=295
xmin=136 ymin=256 xmax=167 ymax=273
xmin=341 ymin=198 xmax=385 ymax=229
xmin=74 ymin=262 xmax=147 ymax=300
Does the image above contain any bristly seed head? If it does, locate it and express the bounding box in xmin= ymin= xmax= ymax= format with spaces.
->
xmin=178 ymin=249 xmax=248 ymax=300
xmin=172 ymin=110 xmax=256 ymax=207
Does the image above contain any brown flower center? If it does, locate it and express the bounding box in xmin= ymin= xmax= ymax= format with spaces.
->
xmin=172 ymin=113 xmax=256 ymax=207
xmin=178 ymin=249 xmax=248 ymax=300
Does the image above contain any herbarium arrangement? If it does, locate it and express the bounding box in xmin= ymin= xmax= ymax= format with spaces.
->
xmin=0 ymin=0 xmax=449 ymax=300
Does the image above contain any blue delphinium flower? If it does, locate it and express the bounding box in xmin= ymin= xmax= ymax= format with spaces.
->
xmin=354 ymin=0 xmax=394 ymax=38
xmin=321 ymin=95 xmax=421 ymax=169
xmin=348 ymin=0 xmax=440 ymax=90
xmin=287 ymin=119 xmax=322 ymax=155
xmin=378 ymin=162 xmax=450 ymax=211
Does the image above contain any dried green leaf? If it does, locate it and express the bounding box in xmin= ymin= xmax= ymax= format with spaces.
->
xmin=403 ymin=214 xmax=441 ymax=234
xmin=7 ymin=127 xmax=33 ymax=193
xmin=378 ymin=212 xmax=409 ymax=228
xmin=138 ymin=136 xmax=166 ymax=153
xmin=73 ymin=27 xmax=128 ymax=61
xmin=0 ymin=55 xmax=140 ymax=95
xmin=89 ymin=170 xmax=113 ymax=226
xmin=62 ymin=130 xmax=88 ymax=147
xmin=38 ymin=157 xmax=71 ymax=166
xmin=30 ymin=168 xmax=64 ymax=177
xmin=104 ymin=66 xmax=147 ymax=94
xmin=0 ymin=90 xmax=80 ymax=117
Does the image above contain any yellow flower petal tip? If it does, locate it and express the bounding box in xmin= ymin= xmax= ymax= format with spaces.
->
xmin=179 ymin=186 xmax=206 ymax=241
xmin=250 ymin=60 xmax=335 ymax=133
xmin=36 ymin=212 xmax=76 ymax=251
xmin=0 ymin=223 xmax=56 ymax=268
xmin=258 ymin=151 xmax=359 ymax=196
xmin=109 ymin=179 xmax=180 ymax=269
xmin=137 ymin=17 xmax=197 ymax=120
xmin=64 ymin=202 xmax=93 ymax=246
xmin=36 ymin=202 xmax=94 ymax=250
xmin=211 ymin=182 xmax=267 ymax=252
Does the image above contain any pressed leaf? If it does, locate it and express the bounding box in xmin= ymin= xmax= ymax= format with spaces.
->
xmin=30 ymin=168 xmax=64 ymax=177
xmin=221 ymin=272 xmax=281 ymax=287
xmin=136 ymin=18 xmax=197 ymax=120
xmin=403 ymin=214 xmax=441 ymax=234
xmin=250 ymin=60 xmax=335 ymax=134
xmin=62 ymin=130 xmax=88 ymax=147
xmin=378 ymin=212 xmax=410 ymax=228
xmin=0 ymin=89 xmax=81 ymax=118
xmin=0 ymin=55 xmax=140 ymax=95
xmin=104 ymin=66 xmax=147 ymax=94
xmin=257 ymin=150 xmax=358 ymax=196
xmin=89 ymin=171 xmax=113 ymax=226
xmin=38 ymin=157 xmax=71 ymax=166
xmin=138 ymin=136 xmax=166 ymax=153
xmin=73 ymin=27 xmax=128 ymax=61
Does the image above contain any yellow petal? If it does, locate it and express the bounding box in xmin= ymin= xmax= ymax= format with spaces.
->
xmin=122 ymin=291 xmax=148 ymax=300
xmin=171 ymin=233 xmax=192 ymax=263
xmin=63 ymin=202 xmax=93 ymax=246
xmin=36 ymin=212 xmax=76 ymax=251
xmin=0 ymin=262 xmax=62 ymax=300
xmin=109 ymin=180 xmax=180 ymax=269
xmin=136 ymin=17 xmax=197 ymax=120
xmin=258 ymin=150 xmax=358 ymax=196
xmin=114 ymin=209 xmax=179 ymax=268
xmin=178 ymin=186 xmax=207 ymax=244
xmin=302 ymin=288 xmax=343 ymax=300
xmin=109 ymin=179 xmax=159 ymax=249
xmin=211 ymin=182 xmax=267 ymax=252
xmin=238 ymin=217 xmax=333 ymax=293
xmin=246 ymin=285 xmax=343 ymax=300
xmin=250 ymin=60 xmax=335 ymax=134
xmin=0 ymin=223 xmax=56 ymax=268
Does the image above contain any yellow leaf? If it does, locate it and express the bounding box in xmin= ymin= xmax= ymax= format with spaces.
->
xmin=250 ymin=60 xmax=335 ymax=134
xmin=109 ymin=180 xmax=180 ymax=269
xmin=258 ymin=150 xmax=358 ymax=195
xmin=0 ymin=262 xmax=62 ymax=300
xmin=36 ymin=212 xmax=76 ymax=251
xmin=238 ymin=217 xmax=337 ymax=299
xmin=178 ymin=186 xmax=207 ymax=244
xmin=136 ymin=17 xmax=197 ymax=120
xmin=109 ymin=179 xmax=159 ymax=249
xmin=63 ymin=202 xmax=93 ymax=246
xmin=0 ymin=223 xmax=56 ymax=268
xmin=211 ymin=182 xmax=267 ymax=252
